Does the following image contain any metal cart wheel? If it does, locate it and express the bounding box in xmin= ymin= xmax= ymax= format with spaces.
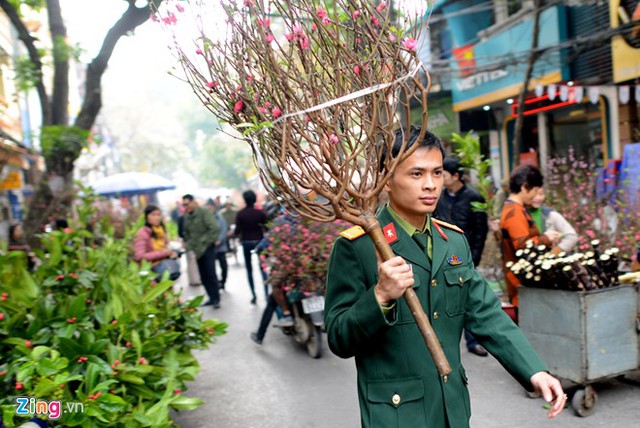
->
xmin=305 ymin=323 xmax=323 ymax=359
xmin=572 ymin=385 xmax=597 ymax=417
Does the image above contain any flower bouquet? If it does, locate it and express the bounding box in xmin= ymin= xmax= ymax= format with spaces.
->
xmin=260 ymin=217 xmax=348 ymax=301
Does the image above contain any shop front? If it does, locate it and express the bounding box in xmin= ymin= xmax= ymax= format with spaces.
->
xmin=449 ymin=4 xmax=571 ymax=176
xmin=504 ymin=89 xmax=609 ymax=170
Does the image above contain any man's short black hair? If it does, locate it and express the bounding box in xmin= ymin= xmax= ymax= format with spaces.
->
xmin=182 ymin=194 xmax=194 ymax=201
xmin=442 ymin=157 xmax=464 ymax=178
xmin=509 ymin=164 xmax=544 ymax=194
xmin=381 ymin=126 xmax=445 ymax=170
xmin=243 ymin=190 xmax=257 ymax=206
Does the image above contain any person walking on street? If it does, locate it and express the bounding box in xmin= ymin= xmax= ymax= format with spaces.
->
xmin=235 ymin=190 xmax=268 ymax=304
xmin=178 ymin=209 xmax=202 ymax=287
xmin=500 ymin=166 xmax=559 ymax=309
xmin=434 ymin=156 xmax=489 ymax=357
xmin=324 ymin=127 xmax=567 ymax=428
xmin=182 ymin=194 xmax=222 ymax=308
xmin=206 ymin=199 xmax=230 ymax=290
xmin=220 ymin=199 xmax=239 ymax=265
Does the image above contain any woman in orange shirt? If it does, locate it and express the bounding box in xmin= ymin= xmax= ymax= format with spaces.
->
xmin=500 ymin=165 xmax=559 ymax=308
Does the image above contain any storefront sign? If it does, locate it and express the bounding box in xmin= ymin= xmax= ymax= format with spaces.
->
xmin=610 ymin=0 xmax=640 ymax=82
xmin=0 ymin=171 xmax=22 ymax=190
xmin=410 ymin=96 xmax=456 ymax=139
xmin=452 ymin=44 xmax=476 ymax=78
xmin=451 ymin=5 xmax=569 ymax=111
xmin=455 ymin=69 xmax=509 ymax=91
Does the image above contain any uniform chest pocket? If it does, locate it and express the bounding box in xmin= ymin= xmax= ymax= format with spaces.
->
xmin=366 ymin=378 xmax=427 ymax=428
xmin=443 ymin=267 xmax=472 ymax=316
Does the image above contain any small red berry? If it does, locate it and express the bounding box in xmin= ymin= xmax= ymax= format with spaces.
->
xmin=15 ymin=382 xmax=24 ymax=390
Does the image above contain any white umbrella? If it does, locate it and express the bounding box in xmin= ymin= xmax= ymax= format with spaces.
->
xmin=90 ymin=172 xmax=176 ymax=197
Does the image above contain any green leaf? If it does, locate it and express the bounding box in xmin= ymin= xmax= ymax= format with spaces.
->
xmin=31 ymin=345 xmax=51 ymax=359
xmin=89 ymin=339 xmax=110 ymax=355
xmin=170 ymin=396 xmax=204 ymax=410
xmin=131 ymin=330 xmax=142 ymax=356
xmin=36 ymin=357 xmax=64 ymax=377
xmin=19 ymin=269 xmax=39 ymax=300
xmin=141 ymin=280 xmax=174 ymax=304
xmin=127 ymin=384 xmax=157 ymax=400
xmin=67 ymin=293 xmax=88 ymax=318
xmin=58 ymin=337 xmax=84 ymax=358
xmin=32 ymin=378 xmax=58 ymax=396
xmin=187 ymin=295 xmax=204 ymax=308
xmin=144 ymin=399 xmax=170 ymax=426
xmin=48 ymin=238 xmax=63 ymax=267
xmin=119 ymin=373 xmax=145 ymax=385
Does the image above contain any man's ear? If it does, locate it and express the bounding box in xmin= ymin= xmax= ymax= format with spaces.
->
xmin=383 ymin=176 xmax=393 ymax=193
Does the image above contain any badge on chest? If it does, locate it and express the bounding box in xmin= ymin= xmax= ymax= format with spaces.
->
xmin=447 ymin=255 xmax=463 ymax=266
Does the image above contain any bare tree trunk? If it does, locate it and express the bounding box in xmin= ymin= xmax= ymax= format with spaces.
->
xmin=511 ymin=0 xmax=542 ymax=171
xmin=0 ymin=0 xmax=51 ymax=125
xmin=16 ymin=0 xmax=163 ymax=243
xmin=75 ymin=1 xmax=156 ymax=129
xmin=47 ymin=0 xmax=70 ymax=126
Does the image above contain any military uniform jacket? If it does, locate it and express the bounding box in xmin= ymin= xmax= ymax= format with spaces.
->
xmin=324 ymin=207 xmax=547 ymax=428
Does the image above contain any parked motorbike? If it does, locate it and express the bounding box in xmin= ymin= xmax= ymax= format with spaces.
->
xmin=278 ymin=287 xmax=325 ymax=358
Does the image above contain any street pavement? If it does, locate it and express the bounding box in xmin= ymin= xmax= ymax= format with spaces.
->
xmin=171 ymin=252 xmax=640 ymax=428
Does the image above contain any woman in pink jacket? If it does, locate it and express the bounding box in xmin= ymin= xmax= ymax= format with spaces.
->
xmin=134 ymin=205 xmax=180 ymax=280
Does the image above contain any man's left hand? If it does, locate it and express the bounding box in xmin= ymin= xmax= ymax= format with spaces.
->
xmin=530 ymin=371 xmax=566 ymax=418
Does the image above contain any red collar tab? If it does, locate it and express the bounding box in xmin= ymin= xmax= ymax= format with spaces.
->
xmin=432 ymin=221 xmax=448 ymax=241
xmin=382 ymin=222 xmax=398 ymax=244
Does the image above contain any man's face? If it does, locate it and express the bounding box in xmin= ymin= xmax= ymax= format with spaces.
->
xmin=182 ymin=198 xmax=195 ymax=213
xmin=384 ymin=147 xmax=444 ymax=229
xmin=442 ymin=170 xmax=459 ymax=191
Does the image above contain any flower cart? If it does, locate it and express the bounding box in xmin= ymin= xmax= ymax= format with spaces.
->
xmin=518 ymin=257 xmax=640 ymax=417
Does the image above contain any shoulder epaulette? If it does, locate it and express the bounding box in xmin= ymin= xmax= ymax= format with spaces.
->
xmin=432 ymin=218 xmax=464 ymax=234
xmin=340 ymin=225 xmax=366 ymax=241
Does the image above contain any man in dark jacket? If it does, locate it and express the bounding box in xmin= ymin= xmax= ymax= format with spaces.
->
xmin=235 ymin=190 xmax=268 ymax=304
xmin=182 ymin=194 xmax=221 ymax=308
xmin=434 ymin=157 xmax=489 ymax=357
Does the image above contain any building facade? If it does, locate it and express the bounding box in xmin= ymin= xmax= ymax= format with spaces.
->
xmin=424 ymin=0 xmax=639 ymax=182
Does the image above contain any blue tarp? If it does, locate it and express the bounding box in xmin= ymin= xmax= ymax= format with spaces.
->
xmin=618 ymin=143 xmax=640 ymax=208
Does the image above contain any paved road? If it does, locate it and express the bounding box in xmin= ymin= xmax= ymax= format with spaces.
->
xmin=172 ymin=252 xmax=640 ymax=427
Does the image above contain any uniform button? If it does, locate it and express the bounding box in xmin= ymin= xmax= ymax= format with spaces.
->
xmin=391 ymin=394 xmax=401 ymax=405
xmin=431 ymin=279 xmax=437 ymax=287
xmin=433 ymin=311 xmax=439 ymax=320
xmin=443 ymin=375 xmax=449 ymax=383
xmin=459 ymin=276 xmax=464 ymax=284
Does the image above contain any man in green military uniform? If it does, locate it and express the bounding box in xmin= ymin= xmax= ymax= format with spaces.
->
xmin=325 ymin=127 xmax=566 ymax=428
